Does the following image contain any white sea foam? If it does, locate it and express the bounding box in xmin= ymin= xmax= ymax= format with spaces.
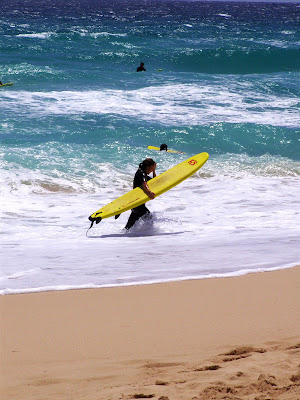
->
xmin=252 ymin=39 xmax=296 ymax=48
xmin=1 ymin=62 xmax=59 ymax=76
xmin=0 ymin=268 xmax=40 ymax=282
xmin=16 ymin=32 xmax=54 ymax=39
xmin=2 ymin=263 xmax=297 ymax=296
xmin=1 ymin=156 xmax=299 ymax=294
xmin=14 ymin=30 xmax=127 ymax=39
xmin=90 ymin=32 xmax=128 ymax=38
xmin=1 ymin=82 xmax=299 ymax=128
xmin=280 ymin=31 xmax=295 ymax=35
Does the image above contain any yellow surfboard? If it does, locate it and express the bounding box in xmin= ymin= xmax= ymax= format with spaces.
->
xmin=0 ymin=83 xmax=14 ymax=87
xmin=147 ymin=145 xmax=184 ymax=154
xmin=88 ymin=152 xmax=209 ymax=225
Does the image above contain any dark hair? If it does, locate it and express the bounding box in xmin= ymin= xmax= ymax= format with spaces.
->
xmin=139 ymin=158 xmax=156 ymax=171
xmin=160 ymin=144 xmax=168 ymax=151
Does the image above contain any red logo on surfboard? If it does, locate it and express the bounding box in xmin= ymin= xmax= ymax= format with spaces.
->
xmin=188 ymin=159 xmax=197 ymax=165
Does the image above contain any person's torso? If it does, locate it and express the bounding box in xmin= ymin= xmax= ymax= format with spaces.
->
xmin=133 ymin=168 xmax=151 ymax=188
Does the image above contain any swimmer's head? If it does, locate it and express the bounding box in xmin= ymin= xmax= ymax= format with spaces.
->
xmin=160 ymin=144 xmax=168 ymax=151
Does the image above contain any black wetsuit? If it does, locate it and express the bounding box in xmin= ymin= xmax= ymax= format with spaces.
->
xmin=125 ymin=168 xmax=152 ymax=230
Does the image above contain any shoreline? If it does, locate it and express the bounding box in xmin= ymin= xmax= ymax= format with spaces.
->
xmin=1 ymin=266 xmax=300 ymax=400
xmin=1 ymin=262 xmax=299 ymax=296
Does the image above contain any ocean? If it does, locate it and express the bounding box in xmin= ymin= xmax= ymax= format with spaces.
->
xmin=0 ymin=0 xmax=299 ymax=294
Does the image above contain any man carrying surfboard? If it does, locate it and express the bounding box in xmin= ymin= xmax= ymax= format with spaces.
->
xmin=88 ymin=152 xmax=209 ymax=233
xmin=125 ymin=158 xmax=156 ymax=230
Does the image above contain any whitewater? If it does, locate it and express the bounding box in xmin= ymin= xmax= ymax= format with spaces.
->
xmin=0 ymin=0 xmax=299 ymax=294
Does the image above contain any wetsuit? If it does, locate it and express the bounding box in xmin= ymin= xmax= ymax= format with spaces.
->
xmin=125 ymin=168 xmax=152 ymax=230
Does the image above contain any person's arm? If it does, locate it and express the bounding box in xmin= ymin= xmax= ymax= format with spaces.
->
xmin=142 ymin=181 xmax=155 ymax=199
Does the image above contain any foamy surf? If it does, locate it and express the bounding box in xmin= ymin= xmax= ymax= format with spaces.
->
xmin=1 ymin=159 xmax=299 ymax=294
xmin=1 ymin=82 xmax=299 ymax=127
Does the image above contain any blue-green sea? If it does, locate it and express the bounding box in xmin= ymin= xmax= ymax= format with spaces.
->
xmin=1 ymin=0 xmax=299 ymax=294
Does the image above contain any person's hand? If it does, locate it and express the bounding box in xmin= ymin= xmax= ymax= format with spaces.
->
xmin=148 ymin=191 xmax=155 ymax=200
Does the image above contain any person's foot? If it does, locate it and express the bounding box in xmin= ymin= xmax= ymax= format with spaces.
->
xmin=143 ymin=212 xmax=152 ymax=221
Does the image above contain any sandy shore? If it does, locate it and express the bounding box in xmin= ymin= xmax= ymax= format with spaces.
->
xmin=1 ymin=266 xmax=300 ymax=400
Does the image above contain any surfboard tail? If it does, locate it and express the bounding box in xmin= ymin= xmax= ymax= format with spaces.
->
xmin=88 ymin=215 xmax=102 ymax=229
xmin=86 ymin=215 xmax=102 ymax=236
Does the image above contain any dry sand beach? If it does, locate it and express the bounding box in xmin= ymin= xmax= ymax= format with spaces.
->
xmin=1 ymin=266 xmax=300 ymax=400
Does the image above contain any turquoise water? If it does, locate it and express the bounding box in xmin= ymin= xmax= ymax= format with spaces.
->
xmin=0 ymin=0 xmax=299 ymax=293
